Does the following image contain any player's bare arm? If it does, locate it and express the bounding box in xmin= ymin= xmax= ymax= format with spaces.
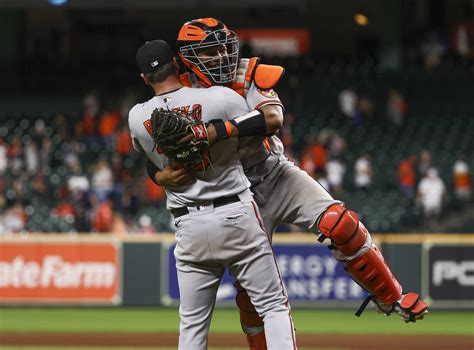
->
xmin=152 ymin=163 xmax=196 ymax=187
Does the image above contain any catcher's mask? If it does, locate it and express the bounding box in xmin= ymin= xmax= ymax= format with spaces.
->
xmin=177 ymin=18 xmax=239 ymax=86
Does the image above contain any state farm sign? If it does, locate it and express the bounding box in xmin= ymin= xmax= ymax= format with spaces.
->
xmin=0 ymin=242 xmax=120 ymax=304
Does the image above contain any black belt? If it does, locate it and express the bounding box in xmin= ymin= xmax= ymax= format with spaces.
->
xmin=171 ymin=195 xmax=240 ymax=218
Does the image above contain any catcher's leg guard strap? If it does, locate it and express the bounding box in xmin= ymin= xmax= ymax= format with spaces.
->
xmin=234 ymin=282 xmax=264 ymax=328
xmin=318 ymin=204 xmax=368 ymax=256
xmin=246 ymin=332 xmax=267 ymax=350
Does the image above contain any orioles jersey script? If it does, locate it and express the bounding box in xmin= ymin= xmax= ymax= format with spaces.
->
xmin=128 ymin=86 xmax=251 ymax=209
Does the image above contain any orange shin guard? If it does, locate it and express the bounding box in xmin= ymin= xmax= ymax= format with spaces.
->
xmin=234 ymin=282 xmax=264 ymax=328
xmin=319 ymin=204 xmax=402 ymax=305
xmin=345 ymin=244 xmax=402 ymax=305
xmin=246 ymin=332 xmax=267 ymax=350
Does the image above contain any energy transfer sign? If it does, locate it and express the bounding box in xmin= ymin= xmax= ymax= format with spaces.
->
xmin=163 ymin=243 xmax=365 ymax=305
xmin=0 ymin=242 xmax=121 ymax=304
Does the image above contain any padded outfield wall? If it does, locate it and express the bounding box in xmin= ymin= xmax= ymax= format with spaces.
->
xmin=0 ymin=233 xmax=472 ymax=309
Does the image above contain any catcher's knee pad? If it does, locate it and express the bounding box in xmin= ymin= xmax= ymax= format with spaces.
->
xmin=246 ymin=332 xmax=267 ymax=350
xmin=318 ymin=204 xmax=368 ymax=256
xmin=318 ymin=204 xmax=402 ymax=305
xmin=234 ymin=282 xmax=264 ymax=328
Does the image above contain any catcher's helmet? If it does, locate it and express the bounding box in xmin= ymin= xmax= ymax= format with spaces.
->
xmin=177 ymin=18 xmax=239 ymax=86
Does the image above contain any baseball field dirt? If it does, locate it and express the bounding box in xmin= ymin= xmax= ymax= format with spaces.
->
xmin=1 ymin=331 xmax=472 ymax=349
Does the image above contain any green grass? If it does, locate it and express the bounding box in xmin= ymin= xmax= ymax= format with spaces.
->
xmin=0 ymin=308 xmax=473 ymax=335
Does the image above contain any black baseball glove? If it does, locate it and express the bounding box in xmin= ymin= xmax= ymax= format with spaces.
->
xmin=151 ymin=108 xmax=209 ymax=169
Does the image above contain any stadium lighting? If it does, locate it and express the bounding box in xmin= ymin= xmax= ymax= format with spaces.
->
xmin=354 ymin=13 xmax=369 ymax=26
xmin=48 ymin=0 xmax=68 ymax=5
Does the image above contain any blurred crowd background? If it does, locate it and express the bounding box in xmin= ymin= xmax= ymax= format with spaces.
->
xmin=0 ymin=0 xmax=473 ymax=234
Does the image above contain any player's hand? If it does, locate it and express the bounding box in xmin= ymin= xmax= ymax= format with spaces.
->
xmin=155 ymin=164 xmax=196 ymax=187
xmin=178 ymin=124 xmax=218 ymax=146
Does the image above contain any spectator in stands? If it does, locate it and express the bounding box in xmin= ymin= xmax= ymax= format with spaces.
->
xmin=0 ymin=138 xmax=7 ymax=174
xmin=453 ymin=20 xmax=474 ymax=59
xmin=39 ymin=137 xmax=52 ymax=170
xmin=144 ymin=175 xmax=166 ymax=207
xmin=67 ymin=164 xmax=90 ymax=194
xmin=300 ymin=133 xmax=327 ymax=177
xmin=13 ymin=171 xmax=29 ymax=203
xmin=453 ymin=157 xmax=471 ymax=202
xmin=55 ymin=196 xmax=76 ymax=221
xmin=83 ymin=90 xmax=101 ymax=118
xmin=326 ymin=156 xmax=346 ymax=197
xmin=386 ymin=88 xmax=408 ymax=125
xmin=417 ymin=168 xmax=447 ymax=229
xmin=358 ymin=94 xmax=376 ymax=122
xmin=279 ymin=112 xmax=295 ymax=159
xmin=318 ymin=129 xmax=346 ymax=158
xmin=30 ymin=170 xmax=51 ymax=208
xmin=1 ymin=202 xmax=26 ymax=234
xmin=91 ymin=157 xmax=114 ymax=202
xmin=137 ymin=214 xmax=156 ymax=234
xmin=398 ymin=155 xmax=417 ymax=198
xmin=24 ymin=141 xmax=39 ymax=174
xmin=420 ymin=31 xmax=446 ymax=70
xmin=115 ymin=124 xmax=133 ymax=157
xmin=98 ymin=106 xmax=120 ymax=150
xmin=354 ymin=153 xmax=373 ymax=191
xmin=328 ymin=133 xmax=346 ymax=158
xmin=338 ymin=87 xmax=361 ymax=124
xmin=418 ymin=149 xmax=432 ymax=178
xmin=93 ymin=194 xmax=114 ymax=233
xmin=7 ymin=136 xmax=24 ymax=175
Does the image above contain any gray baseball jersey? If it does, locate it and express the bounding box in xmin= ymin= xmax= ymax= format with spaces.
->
xmin=129 ymin=86 xmax=249 ymax=208
xmin=128 ymin=85 xmax=296 ymax=349
xmin=243 ymin=79 xmax=340 ymax=236
xmin=185 ymin=67 xmax=339 ymax=237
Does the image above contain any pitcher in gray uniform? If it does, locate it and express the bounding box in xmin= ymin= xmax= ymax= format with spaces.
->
xmin=128 ymin=40 xmax=297 ymax=350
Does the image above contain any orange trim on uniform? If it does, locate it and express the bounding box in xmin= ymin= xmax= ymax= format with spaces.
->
xmin=245 ymin=58 xmax=259 ymax=84
xmin=263 ymin=137 xmax=271 ymax=151
xmin=266 ymin=231 xmax=297 ymax=349
xmin=179 ymin=72 xmax=192 ymax=87
xmin=231 ymin=82 xmax=245 ymax=97
xmin=224 ymin=121 xmax=233 ymax=137
xmin=254 ymin=100 xmax=283 ymax=111
xmin=254 ymin=64 xmax=285 ymax=90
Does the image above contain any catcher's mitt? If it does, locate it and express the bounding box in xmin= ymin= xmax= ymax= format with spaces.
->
xmin=151 ymin=108 xmax=209 ymax=168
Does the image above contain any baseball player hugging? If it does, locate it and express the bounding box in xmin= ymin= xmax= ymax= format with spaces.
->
xmin=128 ymin=40 xmax=297 ymax=350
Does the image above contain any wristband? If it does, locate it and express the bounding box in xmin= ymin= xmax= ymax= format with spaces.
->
xmin=209 ymin=119 xmax=231 ymax=141
xmin=146 ymin=159 xmax=162 ymax=185
xmin=230 ymin=110 xmax=266 ymax=137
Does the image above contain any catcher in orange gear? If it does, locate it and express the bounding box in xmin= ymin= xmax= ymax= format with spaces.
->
xmin=147 ymin=18 xmax=428 ymax=350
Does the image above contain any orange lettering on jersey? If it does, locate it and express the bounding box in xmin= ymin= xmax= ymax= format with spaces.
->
xmin=143 ymin=119 xmax=163 ymax=154
xmin=172 ymin=105 xmax=203 ymax=120
xmin=143 ymin=119 xmax=152 ymax=136
xmin=192 ymin=104 xmax=202 ymax=120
